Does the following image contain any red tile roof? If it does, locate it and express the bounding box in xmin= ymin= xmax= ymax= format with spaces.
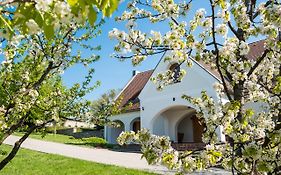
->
xmin=247 ymin=40 xmax=266 ymax=60
xmin=118 ymin=70 xmax=153 ymax=112
xmin=117 ymin=40 xmax=265 ymax=113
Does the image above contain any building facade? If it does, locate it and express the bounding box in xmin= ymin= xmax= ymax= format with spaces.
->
xmin=104 ymin=40 xmax=264 ymax=148
xmin=104 ymin=56 xmax=226 ymax=145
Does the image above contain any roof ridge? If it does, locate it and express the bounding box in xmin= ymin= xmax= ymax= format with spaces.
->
xmin=136 ymin=69 xmax=154 ymax=75
xmin=117 ymin=69 xmax=153 ymax=112
xmin=248 ymin=39 xmax=265 ymax=45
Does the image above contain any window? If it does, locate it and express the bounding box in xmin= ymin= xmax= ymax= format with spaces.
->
xmin=169 ymin=63 xmax=181 ymax=83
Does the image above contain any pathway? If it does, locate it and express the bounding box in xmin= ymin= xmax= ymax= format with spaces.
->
xmin=4 ymin=135 xmax=230 ymax=175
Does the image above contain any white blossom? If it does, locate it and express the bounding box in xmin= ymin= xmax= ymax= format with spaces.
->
xmin=111 ymin=1 xmax=281 ymax=174
xmin=239 ymin=41 xmax=250 ymax=55
xmin=35 ymin=0 xmax=53 ymax=12
xmin=215 ymin=24 xmax=228 ymax=37
xmin=54 ymin=1 xmax=71 ymax=17
xmin=26 ymin=19 xmax=40 ymax=34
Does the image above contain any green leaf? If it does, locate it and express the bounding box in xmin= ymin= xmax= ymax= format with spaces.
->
xmin=100 ymin=0 xmax=110 ymax=10
xmin=104 ymin=7 xmax=111 ymax=17
xmin=107 ymin=0 xmax=119 ymax=16
xmin=0 ymin=15 xmax=13 ymax=33
xmin=78 ymin=0 xmax=86 ymax=9
xmin=88 ymin=7 xmax=97 ymax=26
xmin=34 ymin=11 xmax=44 ymax=27
xmin=67 ymin=0 xmax=79 ymax=6
xmin=212 ymin=151 xmax=222 ymax=157
xmin=43 ymin=23 xmax=54 ymax=40
xmin=209 ymin=155 xmax=216 ymax=165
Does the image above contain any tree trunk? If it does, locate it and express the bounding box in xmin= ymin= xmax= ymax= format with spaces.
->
xmin=0 ymin=125 xmax=35 ymax=170
xmin=0 ymin=119 xmax=54 ymax=171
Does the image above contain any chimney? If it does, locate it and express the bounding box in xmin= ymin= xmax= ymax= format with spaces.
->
xmin=132 ymin=70 xmax=140 ymax=77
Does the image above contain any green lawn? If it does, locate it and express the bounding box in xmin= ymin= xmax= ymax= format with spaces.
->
xmin=14 ymin=132 xmax=75 ymax=143
xmin=0 ymin=145 xmax=156 ymax=175
xmin=14 ymin=132 xmax=115 ymax=149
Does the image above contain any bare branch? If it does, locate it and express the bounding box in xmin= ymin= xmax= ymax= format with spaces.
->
xmin=209 ymin=0 xmax=233 ymax=101
xmin=247 ymin=49 xmax=270 ymax=77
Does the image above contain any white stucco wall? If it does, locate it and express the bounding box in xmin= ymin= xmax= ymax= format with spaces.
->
xmin=108 ymin=122 xmax=124 ymax=144
xmin=151 ymin=106 xmax=195 ymax=142
xmin=139 ymin=59 xmax=219 ymax=126
xmin=152 ymin=114 xmax=167 ymax=136
xmin=105 ymin=56 xmax=228 ymax=143
xmin=138 ymin=57 xmax=226 ymax=142
xmin=105 ymin=111 xmax=140 ymax=144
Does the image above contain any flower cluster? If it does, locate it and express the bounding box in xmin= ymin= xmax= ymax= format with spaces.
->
xmin=35 ymin=0 xmax=53 ymax=12
xmin=112 ymin=0 xmax=281 ymax=174
xmin=118 ymin=129 xmax=225 ymax=173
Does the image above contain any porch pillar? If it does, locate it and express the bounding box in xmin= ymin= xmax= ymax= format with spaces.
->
xmin=104 ymin=126 xmax=107 ymax=141
xmin=124 ymin=122 xmax=131 ymax=132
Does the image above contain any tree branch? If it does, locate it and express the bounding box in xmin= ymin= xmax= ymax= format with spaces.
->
xmin=0 ymin=119 xmax=54 ymax=171
xmin=0 ymin=111 xmax=31 ymax=145
xmin=247 ymin=49 xmax=270 ymax=77
xmin=209 ymin=0 xmax=233 ymax=101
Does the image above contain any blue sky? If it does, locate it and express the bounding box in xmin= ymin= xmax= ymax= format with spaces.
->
xmin=62 ymin=1 xmax=164 ymax=100
xmin=62 ymin=1 xmax=263 ymax=101
xmin=62 ymin=1 xmax=206 ymax=101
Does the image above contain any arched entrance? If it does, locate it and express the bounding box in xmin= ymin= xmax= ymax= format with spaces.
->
xmin=130 ymin=117 xmax=141 ymax=133
xmin=191 ymin=115 xmax=204 ymax=142
xmin=177 ymin=114 xmax=204 ymax=143
xmin=108 ymin=120 xmax=125 ymax=144
xmin=152 ymin=105 xmax=204 ymax=143
xmin=176 ymin=115 xmax=193 ymax=143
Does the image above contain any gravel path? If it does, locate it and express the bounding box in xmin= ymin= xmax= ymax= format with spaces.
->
xmin=4 ymin=135 xmax=230 ymax=175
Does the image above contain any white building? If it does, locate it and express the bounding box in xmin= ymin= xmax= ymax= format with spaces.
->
xmin=63 ymin=119 xmax=95 ymax=128
xmin=104 ymin=41 xmax=263 ymax=150
xmin=104 ymin=57 xmax=225 ymax=147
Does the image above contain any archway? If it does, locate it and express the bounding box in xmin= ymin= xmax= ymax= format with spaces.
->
xmin=108 ymin=120 xmax=125 ymax=144
xmin=176 ymin=114 xmax=204 ymax=143
xmin=176 ymin=114 xmax=193 ymax=143
xmin=130 ymin=117 xmax=141 ymax=133
xmin=152 ymin=105 xmax=201 ymax=143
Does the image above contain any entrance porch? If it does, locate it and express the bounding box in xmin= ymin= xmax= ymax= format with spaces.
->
xmin=152 ymin=105 xmax=204 ymax=143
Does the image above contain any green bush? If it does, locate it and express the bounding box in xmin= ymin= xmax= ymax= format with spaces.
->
xmin=73 ymin=137 xmax=107 ymax=147
xmin=83 ymin=137 xmax=107 ymax=145
xmin=65 ymin=137 xmax=115 ymax=149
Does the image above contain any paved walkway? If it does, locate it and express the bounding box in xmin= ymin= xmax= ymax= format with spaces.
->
xmin=4 ymin=135 xmax=230 ymax=175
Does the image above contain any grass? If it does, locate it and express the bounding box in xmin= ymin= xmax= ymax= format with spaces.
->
xmin=14 ymin=132 xmax=75 ymax=143
xmin=14 ymin=132 xmax=115 ymax=149
xmin=0 ymin=145 xmax=156 ymax=175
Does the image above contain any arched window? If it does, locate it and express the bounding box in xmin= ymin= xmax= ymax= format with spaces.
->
xmin=132 ymin=120 xmax=140 ymax=132
xmin=169 ymin=63 xmax=181 ymax=83
xmin=130 ymin=117 xmax=141 ymax=133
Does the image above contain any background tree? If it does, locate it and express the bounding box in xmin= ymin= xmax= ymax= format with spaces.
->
xmin=0 ymin=22 xmax=97 ymax=170
xmin=84 ymin=89 xmax=136 ymax=129
xmin=87 ymin=89 xmax=121 ymax=125
xmin=0 ymin=0 xmax=120 ymax=171
xmin=85 ymin=89 xmax=135 ymax=129
xmin=111 ymin=0 xmax=281 ymax=174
